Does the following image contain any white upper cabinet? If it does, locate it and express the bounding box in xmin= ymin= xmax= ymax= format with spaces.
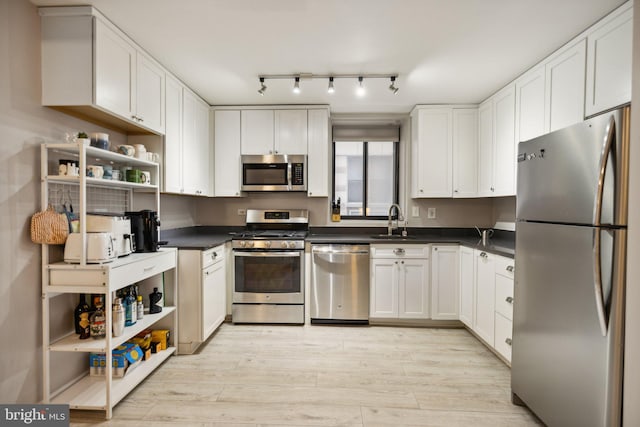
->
xmin=214 ymin=110 xmax=243 ymax=197
xmin=275 ymin=110 xmax=308 ymax=155
xmin=585 ymin=3 xmax=633 ymax=116
xmin=182 ymin=89 xmax=211 ymax=196
xmin=164 ymin=74 xmax=183 ymax=194
xmin=515 ymin=65 xmax=546 ymax=143
xmin=452 ymin=108 xmax=478 ymax=198
xmin=477 ymin=99 xmax=494 ymax=197
xmin=40 ymin=8 xmax=166 ymax=135
xmin=94 ymin=18 xmax=136 ymax=123
xmin=411 ymin=107 xmax=453 ymax=198
xmin=307 ymin=109 xmax=330 ymax=197
xmin=492 ymin=84 xmax=516 ymax=196
xmin=544 ymin=39 xmax=586 ymax=132
xmin=241 ymin=110 xmax=275 ymax=155
xmin=135 ymin=52 xmax=165 ymax=133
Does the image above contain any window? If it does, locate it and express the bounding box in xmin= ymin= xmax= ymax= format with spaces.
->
xmin=333 ymin=140 xmax=399 ymax=219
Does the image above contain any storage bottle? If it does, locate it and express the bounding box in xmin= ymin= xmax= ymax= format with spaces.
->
xmin=137 ymin=295 xmax=144 ymax=320
xmin=112 ymin=298 xmax=125 ymax=337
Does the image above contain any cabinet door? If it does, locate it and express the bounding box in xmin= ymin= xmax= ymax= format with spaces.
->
xmin=585 ymin=5 xmax=632 ymax=116
xmin=214 ymin=110 xmax=242 ymax=197
xmin=399 ymin=259 xmax=430 ymax=319
xmin=275 ymin=110 xmax=307 ymax=154
xmin=474 ymin=251 xmax=495 ymax=345
xmin=492 ymin=84 xmax=516 ymax=197
xmin=477 ymin=99 xmax=494 ymax=197
xmin=494 ymin=313 xmax=513 ymax=362
xmin=94 ymin=19 xmax=136 ymax=121
xmin=307 ymin=109 xmax=329 ymax=197
xmin=164 ymin=75 xmax=183 ymax=193
xmin=202 ymin=260 xmax=226 ymax=340
xmin=411 ymin=108 xmax=453 ymax=198
xmin=182 ymin=90 xmax=210 ymax=196
xmin=241 ymin=110 xmax=274 ymax=155
xmin=515 ymin=65 xmax=546 ymax=143
xmin=545 ymin=39 xmax=586 ymax=132
xmin=452 ymin=109 xmax=478 ymax=198
xmin=431 ymin=246 xmax=459 ymax=320
xmin=136 ymin=53 xmax=165 ymax=133
xmin=459 ymin=246 xmax=475 ymax=327
xmin=370 ymin=259 xmax=398 ymax=318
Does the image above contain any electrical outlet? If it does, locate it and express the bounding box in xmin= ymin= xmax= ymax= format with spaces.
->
xmin=427 ymin=207 xmax=436 ymax=219
xmin=237 ymin=209 xmax=246 ymax=216
xmin=412 ymin=206 xmax=420 ymax=217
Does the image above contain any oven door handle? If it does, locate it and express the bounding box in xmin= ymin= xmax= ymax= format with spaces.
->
xmin=234 ymin=251 xmax=301 ymax=258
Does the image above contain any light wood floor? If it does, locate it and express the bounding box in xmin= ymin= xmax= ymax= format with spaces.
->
xmin=71 ymin=323 xmax=543 ymax=426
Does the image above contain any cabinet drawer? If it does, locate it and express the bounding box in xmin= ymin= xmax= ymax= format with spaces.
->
xmin=494 ymin=312 xmax=513 ymax=362
xmin=371 ymin=244 xmax=429 ymax=259
xmin=495 ymin=256 xmax=514 ymax=279
xmin=202 ymin=244 xmax=225 ymax=269
xmin=110 ymin=250 xmax=176 ymax=288
xmin=495 ymin=274 xmax=514 ymax=320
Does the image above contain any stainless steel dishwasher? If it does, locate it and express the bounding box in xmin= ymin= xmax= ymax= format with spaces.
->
xmin=310 ymin=244 xmax=370 ymax=324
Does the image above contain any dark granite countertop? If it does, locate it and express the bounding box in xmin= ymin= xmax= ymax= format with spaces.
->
xmin=161 ymin=226 xmax=515 ymax=258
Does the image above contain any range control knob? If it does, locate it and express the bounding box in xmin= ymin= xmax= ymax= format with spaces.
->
xmin=281 ymin=241 xmax=288 ymax=248
xmin=239 ymin=241 xmax=246 ymax=248
xmin=264 ymin=241 xmax=271 ymax=248
xmin=246 ymin=241 xmax=254 ymax=248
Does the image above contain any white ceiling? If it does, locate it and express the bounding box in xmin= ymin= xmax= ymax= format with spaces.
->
xmin=31 ymin=0 xmax=626 ymax=114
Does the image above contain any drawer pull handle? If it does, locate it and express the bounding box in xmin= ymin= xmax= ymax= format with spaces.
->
xmin=505 ymin=338 xmax=512 ymax=346
xmin=393 ymin=248 xmax=405 ymax=255
xmin=480 ymin=252 xmax=488 ymax=258
xmin=506 ymin=265 xmax=514 ymax=273
xmin=143 ymin=266 xmax=155 ymax=272
xmin=506 ymin=296 xmax=514 ymax=304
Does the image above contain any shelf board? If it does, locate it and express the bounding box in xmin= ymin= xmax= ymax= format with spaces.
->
xmin=45 ymin=143 xmax=158 ymax=168
xmin=45 ymin=175 xmax=158 ymax=192
xmin=49 ymin=307 xmax=177 ymax=353
xmin=49 ymin=347 xmax=175 ymax=410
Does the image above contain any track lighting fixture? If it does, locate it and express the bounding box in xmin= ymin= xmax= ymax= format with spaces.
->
xmin=356 ymin=76 xmax=365 ymax=97
xmin=257 ymin=77 xmax=267 ymax=96
xmin=328 ymin=77 xmax=335 ymax=94
xmin=389 ymin=76 xmax=399 ymax=94
xmin=256 ymin=74 xmax=398 ymax=96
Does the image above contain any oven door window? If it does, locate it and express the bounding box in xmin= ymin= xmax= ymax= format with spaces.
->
xmin=235 ymin=251 xmax=301 ymax=293
xmin=243 ymin=163 xmax=288 ymax=186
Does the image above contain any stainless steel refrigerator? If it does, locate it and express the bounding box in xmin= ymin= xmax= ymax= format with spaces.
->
xmin=512 ymin=106 xmax=630 ymax=427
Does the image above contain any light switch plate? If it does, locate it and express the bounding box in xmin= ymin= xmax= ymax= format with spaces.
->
xmin=237 ymin=209 xmax=246 ymax=216
xmin=427 ymin=207 xmax=436 ymax=219
xmin=412 ymin=206 xmax=420 ymax=217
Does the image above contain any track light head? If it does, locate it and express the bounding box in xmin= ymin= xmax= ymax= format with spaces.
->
xmin=356 ymin=76 xmax=365 ymax=97
xmin=257 ymin=77 xmax=267 ymax=96
xmin=328 ymin=77 xmax=335 ymax=94
xmin=293 ymin=77 xmax=300 ymax=94
xmin=389 ymin=76 xmax=399 ymax=94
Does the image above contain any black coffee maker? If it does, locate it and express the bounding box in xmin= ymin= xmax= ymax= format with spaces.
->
xmin=125 ymin=210 xmax=160 ymax=252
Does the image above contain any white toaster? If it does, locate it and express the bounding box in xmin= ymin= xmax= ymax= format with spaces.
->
xmin=64 ymin=232 xmax=117 ymax=264
xmin=86 ymin=214 xmax=134 ymax=257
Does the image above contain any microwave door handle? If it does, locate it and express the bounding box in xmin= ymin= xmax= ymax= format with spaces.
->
xmin=287 ymin=163 xmax=292 ymax=191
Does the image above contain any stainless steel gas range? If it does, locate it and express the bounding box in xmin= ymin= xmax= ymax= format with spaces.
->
xmin=231 ymin=209 xmax=308 ymax=324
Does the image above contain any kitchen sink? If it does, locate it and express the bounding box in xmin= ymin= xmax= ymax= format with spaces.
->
xmin=370 ymin=234 xmax=416 ymax=240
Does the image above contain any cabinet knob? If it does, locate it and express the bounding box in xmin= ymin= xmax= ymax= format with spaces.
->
xmin=491 ymin=187 xmax=495 ymax=192
xmin=506 ymin=265 xmax=514 ymax=273
xmin=506 ymin=296 xmax=514 ymax=304
xmin=401 ymin=261 xmax=404 ymax=264
xmin=269 ymin=150 xmax=273 ymax=154
xmin=480 ymin=252 xmax=487 ymax=258
xmin=235 ymin=192 xmax=239 ymax=196
xmin=505 ymin=338 xmax=512 ymax=346
xmin=419 ymin=189 xmax=424 ymax=193
xmin=395 ymin=261 xmax=398 ymax=264
xmin=454 ymin=189 xmax=459 ymax=193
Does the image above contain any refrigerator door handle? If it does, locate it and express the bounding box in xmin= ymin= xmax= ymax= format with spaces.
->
xmin=593 ymin=115 xmax=616 ymax=227
xmin=593 ymin=228 xmax=608 ymax=336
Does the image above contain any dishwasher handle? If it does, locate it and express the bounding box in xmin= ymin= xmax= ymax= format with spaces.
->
xmin=312 ymin=246 xmax=369 ymax=255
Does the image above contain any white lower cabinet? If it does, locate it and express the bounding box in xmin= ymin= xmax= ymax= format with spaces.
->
xmin=458 ymin=245 xmax=475 ymax=327
xmin=177 ymin=244 xmax=226 ymax=354
xmin=431 ymin=245 xmax=459 ymax=320
xmin=370 ymin=245 xmax=430 ymax=320
xmin=494 ymin=256 xmax=515 ymax=362
xmin=494 ymin=313 xmax=513 ymax=362
xmin=474 ymin=250 xmax=496 ymax=345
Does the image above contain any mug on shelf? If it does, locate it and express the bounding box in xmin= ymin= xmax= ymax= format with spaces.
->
xmin=146 ymin=152 xmax=160 ymax=163
xmin=125 ymin=168 xmax=141 ymax=183
xmin=102 ymin=165 xmax=113 ymax=180
xmin=58 ymin=159 xmax=78 ymax=176
xmin=134 ymin=144 xmax=147 ymax=160
xmin=117 ymin=145 xmax=135 ymax=157
xmin=90 ymin=133 xmax=109 ymax=150
xmin=140 ymin=171 xmax=151 ymax=185
xmin=111 ymin=169 xmax=121 ymax=181
xmin=86 ymin=165 xmax=104 ymax=179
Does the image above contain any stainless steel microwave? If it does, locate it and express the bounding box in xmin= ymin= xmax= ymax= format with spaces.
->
xmin=241 ymin=154 xmax=307 ymax=192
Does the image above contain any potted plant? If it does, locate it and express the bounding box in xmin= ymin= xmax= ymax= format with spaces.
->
xmin=76 ymin=132 xmax=90 ymax=146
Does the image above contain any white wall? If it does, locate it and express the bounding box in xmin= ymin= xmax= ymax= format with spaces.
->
xmin=623 ymin=1 xmax=640 ymax=424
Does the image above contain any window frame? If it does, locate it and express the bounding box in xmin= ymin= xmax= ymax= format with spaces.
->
xmin=331 ymin=140 xmax=400 ymax=220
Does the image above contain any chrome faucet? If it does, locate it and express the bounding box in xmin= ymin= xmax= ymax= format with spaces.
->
xmin=387 ymin=204 xmax=404 ymax=236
